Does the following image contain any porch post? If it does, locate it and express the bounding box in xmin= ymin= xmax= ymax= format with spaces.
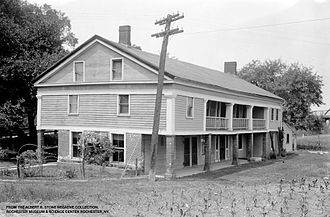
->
xmin=37 ymin=129 xmax=45 ymax=175
xmin=247 ymin=133 xmax=253 ymax=160
xmin=265 ymin=107 xmax=270 ymax=130
xmin=226 ymin=103 xmax=233 ymax=131
xmin=262 ymin=133 xmax=267 ymax=159
xmin=247 ymin=105 xmax=253 ymax=130
xmin=232 ymin=134 xmax=238 ymax=165
xmin=165 ymin=135 xmax=176 ymax=179
xmin=203 ymin=134 xmax=211 ymax=172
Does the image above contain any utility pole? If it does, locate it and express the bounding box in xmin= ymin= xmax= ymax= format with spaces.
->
xmin=149 ymin=13 xmax=184 ymax=181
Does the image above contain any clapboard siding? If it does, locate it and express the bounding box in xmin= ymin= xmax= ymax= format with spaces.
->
xmin=40 ymin=94 xmax=166 ymax=130
xmin=175 ymin=95 xmax=204 ymax=131
xmin=43 ymin=43 xmax=157 ymax=84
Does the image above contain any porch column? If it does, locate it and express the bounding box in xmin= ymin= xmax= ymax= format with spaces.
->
xmin=232 ymin=134 xmax=238 ymax=165
xmin=247 ymin=133 xmax=253 ymax=159
xmin=262 ymin=133 xmax=267 ymax=159
xmin=165 ymin=135 xmax=176 ymax=179
xmin=37 ymin=130 xmax=45 ymax=159
xmin=203 ymin=134 xmax=211 ymax=172
xmin=226 ymin=103 xmax=234 ymax=131
xmin=264 ymin=107 xmax=270 ymax=130
xmin=37 ymin=129 xmax=45 ymax=175
xmin=247 ymin=105 xmax=253 ymax=130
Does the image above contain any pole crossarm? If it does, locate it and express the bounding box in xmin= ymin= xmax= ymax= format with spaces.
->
xmin=151 ymin=28 xmax=184 ymax=38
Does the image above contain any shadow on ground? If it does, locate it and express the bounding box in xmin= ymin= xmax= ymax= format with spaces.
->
xmin=179 ymin=153 xmax=298 ymax=180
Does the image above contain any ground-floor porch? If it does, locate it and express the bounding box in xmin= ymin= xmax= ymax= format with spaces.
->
xmin=37 ymin=129 xmax=281 ymax=178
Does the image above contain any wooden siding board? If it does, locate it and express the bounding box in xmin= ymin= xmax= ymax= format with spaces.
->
xmin=42 ymin=43 xmax=158 ymax=84
xmin=175 ymin=95 xmax=204 ymax=131
xmin=40 ymin=94 xmax=166 ymax=130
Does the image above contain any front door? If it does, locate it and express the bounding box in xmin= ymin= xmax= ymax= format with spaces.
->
xmin=220 ymin=135 xmax=226 ymax=160
xmin=183 ymin=138 xmax=190 ymax=167
xmin=183 ymin=136 xmax=198 ymax=167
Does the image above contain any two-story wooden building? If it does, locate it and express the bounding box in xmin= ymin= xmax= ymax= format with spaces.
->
xmin=34 ymin=26 xmax=283 ymax=177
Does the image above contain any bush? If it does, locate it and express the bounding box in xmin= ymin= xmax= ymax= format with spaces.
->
xmin=65 ymin=168 xmax=77 ymax=179
xmin=0 ymin=147 xmax=8 ymax=159
xmin=18 ymin=150 xmax=40 ymax=177
xmin=269 ymin=151 xmax=277 ymax=159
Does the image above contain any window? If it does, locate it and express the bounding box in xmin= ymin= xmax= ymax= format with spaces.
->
xmin=271 ymin=108 xmax=274 ymax=120
xmin=112 ymin=134 xmax=124 ymax=162
xmin=111 ymin=58 xmax=123 ymax=80
xmin=68 ymin=95 xmax=79 ymax=114
xmin=118 ymin=95 xmax=129 ymax=115
xmin=73 ymin=61 xmax=84 ymax=82
xmin=233 ymin=104 xmax=247 ymax=118
xmin=276 ymin=109 xmax=279 ymax=120
xmin=186 ymin=97 xmax=194 ymax=118
xmin=286 ymin=134 xmax=290 ymax=144
xmin=238 ymin=134 xmax=243 ymax=150
xmin=72 ymin=132 xmax=82 ymax=158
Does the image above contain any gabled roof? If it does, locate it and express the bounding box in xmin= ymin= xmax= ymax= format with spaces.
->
xmin=34 ymin=35 xmax=282 ymax=101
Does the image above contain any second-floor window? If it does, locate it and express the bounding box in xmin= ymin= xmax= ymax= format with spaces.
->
xmin=68 ymin=95 xmax=79 ymax=114
xmin=111 ymin=58 xmax=123 ymax=80
xmin=118 ymin=95 xmax=129 ymax=115
xmin=271 ymin=108 xmax=274 ymax=120
xmin=73 ymin=61 xmax=84 ymax=82
xmin=186 ymin=97 xmax=194 ymax=118
xmin=276 ymin=109 xmax=279 ymax=120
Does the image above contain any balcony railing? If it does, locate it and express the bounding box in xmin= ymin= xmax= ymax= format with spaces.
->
xmin=206 ymin=116 xmax=228 ymax=130
xmin=233 ymin=118 xmax=249 ymax=130
xmin=253 ymin=119 xmax=266 ymax=130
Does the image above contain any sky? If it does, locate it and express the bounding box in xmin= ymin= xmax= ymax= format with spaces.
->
xmin=28 ymin=0 xmax=330 ymax=111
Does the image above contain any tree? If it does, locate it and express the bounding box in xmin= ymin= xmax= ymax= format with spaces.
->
xmin=0 ymin=0 xmax=77 ymax=142
xmin=238 ymin=59 xmax=323 ymax=130
xmin=78 ymin=131 xmax=113 ymax=178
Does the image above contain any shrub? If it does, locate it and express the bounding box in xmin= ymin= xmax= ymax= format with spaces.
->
xmin=0 ymin=147 xmax=8 ymax=159
xmin=269 ymin=151 xmax=277 ymax=159
xmin=18 ymin=150 xmax=40 ymax=177
xmin=65 ymin=168 xmax=77 ymax=179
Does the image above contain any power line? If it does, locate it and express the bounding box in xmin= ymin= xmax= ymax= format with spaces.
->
xmin=186 ymin=17 xmax=330 ymax=34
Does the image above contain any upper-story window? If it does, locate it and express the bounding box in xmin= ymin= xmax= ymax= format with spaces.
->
xmin=73 ymin=61 xmax=85 ymax=82
xmin=186 ymin=97 xmax=194 ymax=118
xmin=111 ymin=58 xmax=123 ymax=80
xmin=276 ymin=109 xmax=279 ymax=120
xmin=233 ymin=104 xmax=247 ymax=118
xmin=271 ymin=108 xmax=274 ymax=121
xmin=68 ymin=95 xmax=79 ymax=115
xmin=118 ymin=95 xmax=129 ymax=115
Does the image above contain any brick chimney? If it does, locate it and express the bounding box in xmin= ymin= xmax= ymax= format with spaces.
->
xmin=119 ymin=25 xmax=131 ymax=46
xmin=224 ymin=61 xmax=237 ymax=75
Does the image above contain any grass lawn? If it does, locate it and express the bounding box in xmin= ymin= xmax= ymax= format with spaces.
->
xmin=0 ymin=150 xmax=329 ymax=216
xmin=297 ymin=134 xmax=330 ymax=151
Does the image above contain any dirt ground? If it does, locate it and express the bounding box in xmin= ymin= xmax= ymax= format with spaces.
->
xmin=0 ymin=150 xmax=329 ymax=216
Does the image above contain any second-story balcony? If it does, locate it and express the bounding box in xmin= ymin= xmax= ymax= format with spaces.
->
xmin=233 ymin=118 xmax=249 ymax=130
xmin=253 ymin=119 xmax=266 ymax=130
xmin=206 ymin=116 xmax=228 ymax=130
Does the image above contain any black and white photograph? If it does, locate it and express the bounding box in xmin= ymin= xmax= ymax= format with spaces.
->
xmin=0 ymin=0 xmax=329 ymax=216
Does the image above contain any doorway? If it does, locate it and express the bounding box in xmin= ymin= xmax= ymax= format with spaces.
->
xmin=183 ymin=136 xmax=198 ymax=167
